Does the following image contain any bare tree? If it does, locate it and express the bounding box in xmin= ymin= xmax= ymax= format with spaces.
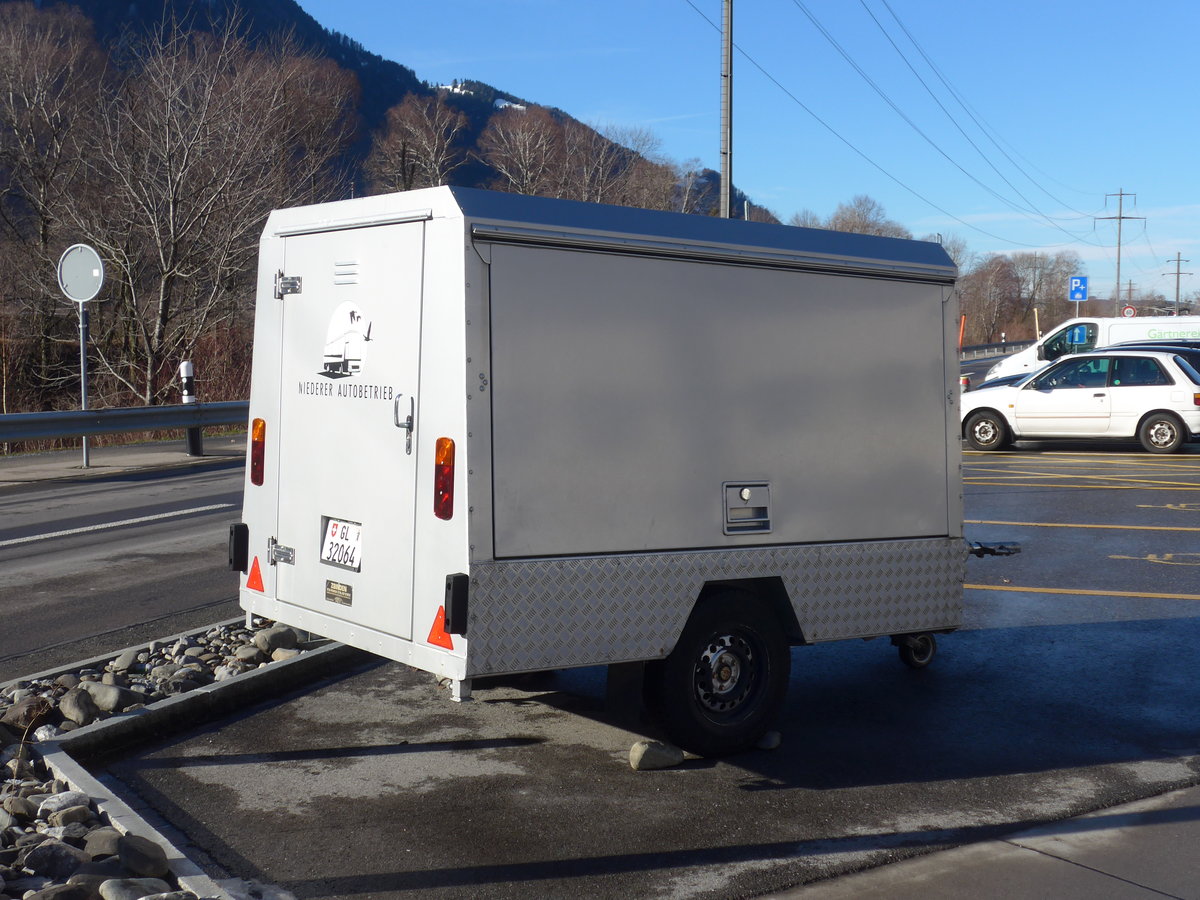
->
xmin=365 ymin=92 xmax=467 ymax=192
xmin=826 ymin=194 xmax=912 ymax=238
xmin=788 ymin=209 xmax=824 ymax=229
xmin=0 ymin=3 xmax=107 ymax=408
xmin=79 ymin=16 xmax=356 ymax=404
xmin=1010 ymin=250 xmax=1082 ymax=328
xmin=477 ymin=106 xmax=561 ymax=197
xmin=959 ymin=255 xmax=1020 ymax=343
xmin=674 ymin=158 xmax=708 ymax=214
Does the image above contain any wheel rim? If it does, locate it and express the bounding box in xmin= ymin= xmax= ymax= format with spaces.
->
xmin=911 ymin=636 xmax=933 ymax=663
xmin=693 ymin=632 xmax=761 ymax=717
xmin=972 ymin=419 xmax=998 ymax=446
xmin=1148 ymin=420 xmax=1177 ymax=449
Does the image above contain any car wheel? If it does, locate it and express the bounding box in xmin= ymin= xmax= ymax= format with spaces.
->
xmin=1138 ymin=413 xmax=1185 ymax=454
xmin=645 ymin=591 xmax=790 ymax=757
xmin=964 ymin=411 xmax=1010 ymax=451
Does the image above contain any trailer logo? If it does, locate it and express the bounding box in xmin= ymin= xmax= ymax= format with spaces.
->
xmin=320 ymin=301 xmax=372 ymax=378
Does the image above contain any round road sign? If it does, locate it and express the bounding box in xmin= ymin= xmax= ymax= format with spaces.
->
xmin=57 ymin=243 xmax=105 ymax=303
xmin=1121 ymin=305 xmax=1137 ymax=318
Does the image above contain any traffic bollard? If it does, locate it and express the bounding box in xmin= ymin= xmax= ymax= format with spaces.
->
xmin=179 ymin=360 xmax=204 ymax=457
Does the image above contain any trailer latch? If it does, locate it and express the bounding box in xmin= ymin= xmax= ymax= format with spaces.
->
xmin=268 ymin=536 xmax=296 ymax=565
xmin=273 ymin=270 xmax=302 ymax=299
xmin=967 ymin=541 xmax=1021 ymax=557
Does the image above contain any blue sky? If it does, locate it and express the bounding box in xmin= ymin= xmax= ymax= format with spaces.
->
xmin=297 ymin=0 xmax=1199 ymax=307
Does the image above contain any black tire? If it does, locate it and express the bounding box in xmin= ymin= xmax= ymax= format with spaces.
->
xmin=645 ymin=591 xmax=790 ymax=757
xmin=897 ymin=633 xmax=937 ymax=669
xmin=964 ymin=411 xmax=1010 ymax=451
xmin=1138 ymin=413 xmax=1185 ymax=454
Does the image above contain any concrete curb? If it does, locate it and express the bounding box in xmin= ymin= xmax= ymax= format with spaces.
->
xmin=38 ymin=745 xmax=232 ymax=900
xmin=10 ymin=627 xmax=370 ymax=898
xmin=50 ymin=640 xmax=367 ymax=758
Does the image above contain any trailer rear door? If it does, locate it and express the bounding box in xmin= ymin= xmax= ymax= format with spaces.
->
xmin=271 ymin=221 xmax=424 ymax=640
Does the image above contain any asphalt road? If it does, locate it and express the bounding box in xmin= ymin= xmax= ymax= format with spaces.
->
xmin=0 ymin=461 xmax=243 ymax=680
xmin=92 ymin=446 xmax=1200 ymax=899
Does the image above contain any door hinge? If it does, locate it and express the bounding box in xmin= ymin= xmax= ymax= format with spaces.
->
xmin=267 ymin=536 xmax=295 ymax=565
xmin=274 ymin=270 xmax=302 ymax=299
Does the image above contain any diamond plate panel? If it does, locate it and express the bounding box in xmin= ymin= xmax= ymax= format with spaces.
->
xmin=466 ymin=538 xmax=966 ymax=676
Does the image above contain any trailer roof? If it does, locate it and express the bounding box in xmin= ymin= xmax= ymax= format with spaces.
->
xmin=447 ymin=186 xmax=956 ymax=282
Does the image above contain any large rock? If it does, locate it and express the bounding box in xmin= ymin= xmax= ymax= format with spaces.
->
xmin=38 ymin=791 xmax=92 ymax=818
xmin=253 ymin=624 xmax=298 ymax=655
xmin=27 ymin=885 xmax=95 ymax=900
xmin=84 ymin=826 xmax=123 ymax=859
xmin=23 ymin=837 xmax=90 ymax=880
xmin=233 ymin=645 xmax=266 ymax=665
xmin=628 ymin=739 xmax=685 ymax=771
xmin=1 ymin=694 xmax=54 ymax=731
xmin=117 ymin=833 xmax=169 ymax=878
xmin=77 ymin=681 xmax=140 ymax=713
xmin=48 ymin=804 xmax=93 ymax=828
xmin=98 ymin=877 xmax=172 ymax=900
xmin=3 ymin=794 xmax=36 ymax=819
xmin=60 ymin=688 xmax=102 ymax=727
xmin=111 ymin=648 xmax=140 ymax=672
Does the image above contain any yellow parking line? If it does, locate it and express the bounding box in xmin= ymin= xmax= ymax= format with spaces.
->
xmin=965 ymin=469 xmax=1200 ymax=487
xmin=964 ymin=481 xmax=1200 ymax=490
xmin=965 ymin=583 xmax=1200 ymax=601
xmin=965 ymin=519 xmax=1200 ymax=532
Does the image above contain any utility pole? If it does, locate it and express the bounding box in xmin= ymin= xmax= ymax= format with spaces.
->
xmin=1125 ymin=280 xmax=1136 ymax=308
xmin=1164 ymin=253 xmax=1192 ymax=313
xmin=1095 ymin=189 xmax=1144 ymax=316
xmin=719 ymin=0 xmax=732 ymax=219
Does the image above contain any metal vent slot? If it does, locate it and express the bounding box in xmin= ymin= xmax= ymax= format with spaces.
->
xmin=333 ymin=259 xmax=359 ymax=285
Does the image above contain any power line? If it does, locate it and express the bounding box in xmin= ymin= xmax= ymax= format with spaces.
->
xmin=874 ymin=0 xmax=1100 ymax=217
xmin=678 ymin=0 xmax=1065 ymax=247
xmin=791 ymin=0 xmax=1102 ymax=246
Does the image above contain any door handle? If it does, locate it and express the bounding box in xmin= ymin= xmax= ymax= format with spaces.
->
xmin=394 ymin=395 xmax=414 ymax=455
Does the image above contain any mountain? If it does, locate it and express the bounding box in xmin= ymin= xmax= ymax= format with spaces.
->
xmin=9 ymin=0 xmax=740 ymax=212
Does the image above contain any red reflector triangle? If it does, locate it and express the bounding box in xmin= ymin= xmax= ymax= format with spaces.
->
xmin=427 ymin=605 xmax=455 ymax=650
xmin=246 ymin=557 xmax=265 ymax=592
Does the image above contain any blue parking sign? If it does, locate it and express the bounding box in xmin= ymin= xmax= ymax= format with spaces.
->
xmin=1069 ymin=276 xmax=1088 ymax=302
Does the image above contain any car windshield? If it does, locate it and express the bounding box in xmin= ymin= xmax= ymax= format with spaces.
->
xmin=1172 ymin=354 xmax=1200 ymax=385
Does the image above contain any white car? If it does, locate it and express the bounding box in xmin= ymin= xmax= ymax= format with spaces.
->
xmin=961 ymin=349 xmax=1200 ymax=453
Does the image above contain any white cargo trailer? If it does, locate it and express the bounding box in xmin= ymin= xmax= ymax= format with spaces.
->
xmin=230 ymin=186 xmax=969 ymax=755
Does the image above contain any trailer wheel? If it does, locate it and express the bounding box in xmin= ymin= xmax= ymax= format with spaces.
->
xmin=645 ymin=592 xmax=790 ymax=757
xmin=896 ymin=633 xmax=937 ymax=669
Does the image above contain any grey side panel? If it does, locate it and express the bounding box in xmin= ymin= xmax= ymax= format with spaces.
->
xmin=465 ymin=537 xmax=965 ymax=676
xmin=488 ymin=244 xmax=951 ymax=558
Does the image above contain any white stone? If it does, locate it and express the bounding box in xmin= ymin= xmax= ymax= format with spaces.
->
xmin=629 ymin=740 xmax=685 ymax=771
xmin=755 ymin=730 xmax=783 ymax=751
xmin=38 ymin=790 xmax=92 ymax=817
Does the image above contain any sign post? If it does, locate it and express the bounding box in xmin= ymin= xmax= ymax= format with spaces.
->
xmin=56 ymin=244 xmax=105 ymax=468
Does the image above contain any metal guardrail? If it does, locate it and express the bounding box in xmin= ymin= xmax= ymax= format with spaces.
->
xmin=0 ymin=401 xmax=248 ymax=442
xmin=960 ymin=340 xmax=1033 ymax=361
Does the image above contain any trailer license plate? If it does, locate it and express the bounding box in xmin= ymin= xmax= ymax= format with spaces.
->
xmin=321 ymin=517 xmax=362 ymax=571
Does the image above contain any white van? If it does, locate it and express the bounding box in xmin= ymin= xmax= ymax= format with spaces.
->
xmin=985 ymin=316 xmax=1200 ymax=382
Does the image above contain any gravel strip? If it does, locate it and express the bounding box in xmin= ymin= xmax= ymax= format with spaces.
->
xmin=0 ymin=618 xmax=363 ymax=900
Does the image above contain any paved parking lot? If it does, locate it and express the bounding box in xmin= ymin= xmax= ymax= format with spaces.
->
xmin=92 ymin=447 xmax=1200 ymax=899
